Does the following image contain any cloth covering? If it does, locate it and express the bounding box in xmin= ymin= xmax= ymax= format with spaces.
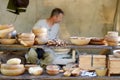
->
xmin=7 ymin=0 xmax=29 ymax=15
xmin=26 ymin=48 xmax=54 ymax=66
xmin=25 ymin=48 xmax=38 ymax=64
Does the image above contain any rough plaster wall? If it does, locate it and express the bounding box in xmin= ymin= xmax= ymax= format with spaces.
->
xmin=0 ymin=0 xmax=36 ymax=32
xmin=0 ymin=0 xmax=118 ymax=40
xmin=115 ymin=0 xmax=120 ymax=33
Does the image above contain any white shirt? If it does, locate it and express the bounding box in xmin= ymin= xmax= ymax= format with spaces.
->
xmin=33 ymin=19 xmax=59 ymax=40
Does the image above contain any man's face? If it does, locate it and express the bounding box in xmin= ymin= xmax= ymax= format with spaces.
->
xmin=54 ymin=13 xmax=63 ymax=23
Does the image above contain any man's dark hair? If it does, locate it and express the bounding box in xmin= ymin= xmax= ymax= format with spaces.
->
xmin=50 ymin=8 xmax=64 ymax=17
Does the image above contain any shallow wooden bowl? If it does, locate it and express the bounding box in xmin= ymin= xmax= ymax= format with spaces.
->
xmin=70 ymin=37 xmax=91 ymax=45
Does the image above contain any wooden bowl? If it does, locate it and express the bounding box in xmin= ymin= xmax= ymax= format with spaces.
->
xmin=1 ymin=64 xmax=24 ymax=69
xmin=105 ymin=35 xmax=119 ymax=42
xmin=113 ymin=50 xmax=120 ymax=58
xmin=46 ymin=65 xmax=60 ymax=75
xmin=95 ymin=67 xmax=107 ymax=76
xmin=28 ymin=66 xmax=43 ymax=76
xmin=19 ymin=40 xmax=34 ymax=47
xmin=32 ymin=28 xmax=47 ymax=36
xmin=1 ymin=64 xmax=25 ymax=76
xmin=35 ymin=37 xmax=48 ymax=45
xmin=70 ymin=37 xmax=91 ymax=45
xmin=0 ymin=25 xmax=10 ymax=30
xmin=24 ymin=64 xmax=38 ymax=70
xmin=1 ymin=68 xmax=25 ymax=76
xmin=19 ymin=37 xmax=35 ymax=41
xmin=7 ymin=58 xmax=21 ymax=65
xmin=0 ymin=39 xmax=16 ymax=45
xmin=107 ymin=41 xmax=118 ymax=46
xmin=0 ymin=26 xmax=14 ymax=38
xmin=53 ymin=48 xmax=70 ymax=54
xmin=18 ymin=33 xmax=35 ymax=38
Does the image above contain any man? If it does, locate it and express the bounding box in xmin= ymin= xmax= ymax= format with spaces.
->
xmin=33 ymin=8 xmax=64 ymax=40
xmin=26 ymin=8 xmax=64 ymax=66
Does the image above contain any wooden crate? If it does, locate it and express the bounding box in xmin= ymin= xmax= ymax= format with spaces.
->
xmin=79 ymin=55 xmax=106 ymax=70
xmin=108 ymin=55 xmax=120 ymax=76
xmin=79 ymin=55 xmax=92 ymax=70
xmin=93 ymin=55 xmax=106 ymax=68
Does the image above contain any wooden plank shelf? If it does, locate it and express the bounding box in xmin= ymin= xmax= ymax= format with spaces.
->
xmin=1 ymin=72 xmax=120 ymax=80
xmin=0 ymin=44 xmax=113 ymax=51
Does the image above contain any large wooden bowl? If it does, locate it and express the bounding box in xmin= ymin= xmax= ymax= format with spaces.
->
xmin=0 ymin=26 xmax=14 ymax=38
xmin=0 ymin=39 xmax=16 ymax=45
xmin=70 ymin=37 xmax=91 ymax=45
xmin=1 ymin=68 xmax=25 ymax=76
xmin=1 ymin=64 xmax=25 ymax=76
xmin=1 ymin=64 xmax=24 ymax=69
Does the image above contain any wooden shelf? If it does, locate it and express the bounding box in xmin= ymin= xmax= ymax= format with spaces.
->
xmin=1 ymin=72 xmax=120 ymax=80
xmin=0 ymin=44 xmax=113 ymax=51
xmin=0 ymin=44 xmax=119 ymax=79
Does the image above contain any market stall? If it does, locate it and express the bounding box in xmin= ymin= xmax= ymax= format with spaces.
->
xmin=0 ymin=0 xmax=120 ymax=80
